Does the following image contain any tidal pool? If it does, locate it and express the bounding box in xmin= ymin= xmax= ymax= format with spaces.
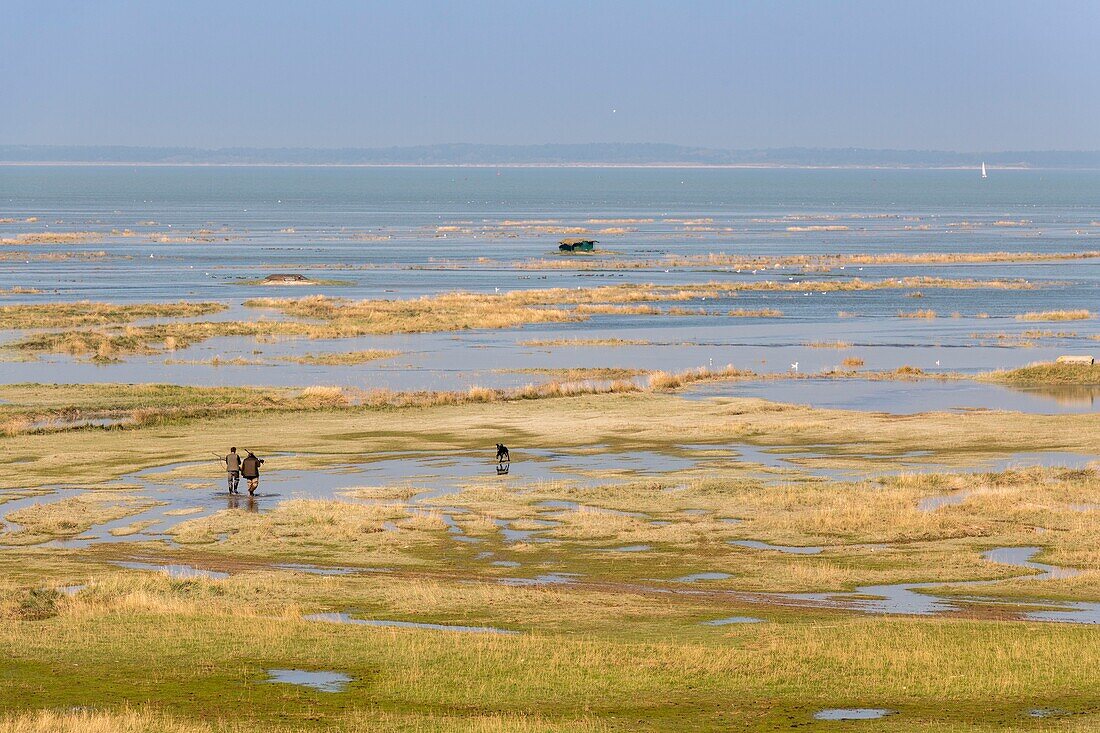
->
xmin=111 ymin=560 xmax=229 ymax=580
xmin=731 ymin=540 xmax=825 ymax=555
xmin=777 ymin=547 xmax=1099 ymax=622
xmin=917 ymin=491 xmax=971 ymax=512
xmin=674 ymin=572 xmax=732 ymax=583
xmin=273 ymin=563 xmax=364 ymax=575
xmin=813 ymin=708 xmax=893 ymax=721
xmin=264 ymin=669 xmax=351 ymax=693
xmin=499 ymin=573 xmax=579 ymax=586
xmin=702 ymin=616 xmax=764 ymax=625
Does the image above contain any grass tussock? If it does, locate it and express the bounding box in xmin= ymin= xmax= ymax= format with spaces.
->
xmin=0 ymin=706 xmax=608 ymax=733
xmin=281 ymin=349 xmax=401 ymax=365
xmin=726 ymin=308 xmax=783 ymax=317
xmin=298 ymin=385 xmax=350 ymax=406
xmin=1016 ymin=310 xmax=1093 ymax=322
xmin=806 ymin=341 xmax=851 ymax=349
xmin=898 ymin=309 xmax=937 ymax=319
xmin=647 ymin=365 xmax=749 ymax=391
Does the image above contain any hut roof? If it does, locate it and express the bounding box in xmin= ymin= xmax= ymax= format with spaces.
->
xmin=559 ymin=238 xmax=598 ymax=245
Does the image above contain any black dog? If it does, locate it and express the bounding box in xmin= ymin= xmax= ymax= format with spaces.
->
xmin=496 ymin=443 xmax=510 ymax=464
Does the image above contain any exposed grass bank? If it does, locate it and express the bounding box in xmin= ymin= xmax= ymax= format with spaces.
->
xmin=982 ymin=362 xmax=1100 ymax=385
xmin=0 ymin=301 xmax=227 ymax=330
xmin=3 ymin=278 xmax=1041 ymax=359
xmin=280 ymin=350 xmax=401 ymax=365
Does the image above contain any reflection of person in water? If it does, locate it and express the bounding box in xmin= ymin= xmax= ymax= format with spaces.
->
xmin=227 ymin=494 xmax=259 ymax=512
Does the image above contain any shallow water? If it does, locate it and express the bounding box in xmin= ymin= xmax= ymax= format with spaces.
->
xmin=0 ymin=446 xmax=695 ymax=548
xmin=3 ymin=440 xmax=1090 ymax=550
xmin=499 ymin=573 xmax=579 ymax=586
xmin=111 ymin=560 xmax=229 ymax=580
xmin=674 ymin=572 xmax=732 ymax=583
xmin=1028 ymin=708 xmax=1070 ymax=718
xmin=729 ymin=443 xmax=1095 ymax=482
xmin=730 ymin=540 xmax=825 ymax=555
xmin=701 ymin=616 xmax=764 ymax=625
xmin=687 ymin=378 xmax=1100 ymax=415
xmin=273 ymin=563 xmax=363 ymax=576
xmin=264 ymin=669 xmax=351 ymax=693
xmin=2 ymin=167 xmax=1099 ymax=415
xmin=813 ymin=708 xmax=893 ymax=721
xmin=778 ymin=546 xmax=1100 ymax=623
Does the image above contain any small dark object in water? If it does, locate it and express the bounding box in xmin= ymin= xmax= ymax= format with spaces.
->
xmin=496 ymin=464 xmax=510 ymax=475
xmin=558 ymin=238 xmax=597 ymax=252
xmin=262 ymin=273 xmax=313 ymax=284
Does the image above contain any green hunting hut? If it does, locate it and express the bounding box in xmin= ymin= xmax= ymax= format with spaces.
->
xmin=558 ymin=238 xmax=597 ymax=252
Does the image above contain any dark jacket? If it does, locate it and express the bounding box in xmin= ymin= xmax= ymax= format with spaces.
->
xmin=226 ymin=452 xmax=241 ymax=472
xmin=241 ymin=454 xmax=263 ymax=479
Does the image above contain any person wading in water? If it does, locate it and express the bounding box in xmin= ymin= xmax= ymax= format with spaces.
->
xmin=241 ymin=451 xmax=264 ymax=496
xmin=224 ymin=447 xmax=242 ymax=494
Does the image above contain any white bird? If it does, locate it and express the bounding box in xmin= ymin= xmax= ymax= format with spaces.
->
xmin=935 ymin=360 xmax=941 ymax=366
xmin=790 ymin=362 xmax=799 ymax=371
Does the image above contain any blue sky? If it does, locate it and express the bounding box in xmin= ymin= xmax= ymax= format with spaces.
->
xmin=3 ymin=0 xmax=1098 ymax=150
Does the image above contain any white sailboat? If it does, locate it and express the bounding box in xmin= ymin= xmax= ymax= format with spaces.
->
xmin=980 ymin=161 xmax=988 ymax=179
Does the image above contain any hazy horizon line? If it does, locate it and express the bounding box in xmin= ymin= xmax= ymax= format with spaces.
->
xmin=4 ymin=143 xmax=1100 ymax=169
xmin=8 ymin=142 xmax=1100 ymax=153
